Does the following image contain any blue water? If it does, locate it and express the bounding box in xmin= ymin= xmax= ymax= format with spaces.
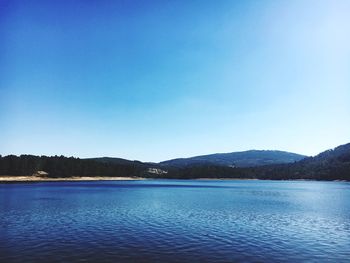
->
xmin=1 ymin=180 xmax=350 ymax=262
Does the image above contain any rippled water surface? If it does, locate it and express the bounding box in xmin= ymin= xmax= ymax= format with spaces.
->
xmin=1 ymin=180 xmax=350 ymax=262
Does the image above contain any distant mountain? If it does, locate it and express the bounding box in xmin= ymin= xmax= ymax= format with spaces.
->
xmin=1 ymin=143 xmax=348 ymax=181
xmin=87 ymin=157 xmax=146 ymax=166
xmin=160 ymin=150 xmax=307 ymax=168
xmin=88 ymin=157 xmax=159 ymax=169
xmin=160 ymin=143 xmax=350 ymax=180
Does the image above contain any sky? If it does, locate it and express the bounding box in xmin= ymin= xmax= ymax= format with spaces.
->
xmin=1 ymin=0 xmax=350 ymax=162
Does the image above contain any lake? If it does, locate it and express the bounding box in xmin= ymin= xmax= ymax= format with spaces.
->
xmin=1 ymin=180 xmax=350 ymax=262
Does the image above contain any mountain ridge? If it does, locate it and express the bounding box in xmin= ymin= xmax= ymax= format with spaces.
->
xmin=90 ymin=150 xmax=307 ymax=168
xmin=159 ymin=150 xmax=306 ymax=168
xmin=0 ymin=143 xmax=349 ymax=181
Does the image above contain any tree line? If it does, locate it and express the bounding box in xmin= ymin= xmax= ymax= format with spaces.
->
xmin=0 ymin=155 xmax=145 ymax=178
xmin=1 ymin=143 xmax=349 ymax=181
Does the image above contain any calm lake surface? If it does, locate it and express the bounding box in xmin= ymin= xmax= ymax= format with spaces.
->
xmin=1 ymin=180 xmax=350 ymax=262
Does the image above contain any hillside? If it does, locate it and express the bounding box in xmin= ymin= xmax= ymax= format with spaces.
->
xmin=162 ymin=143 xmax=350 ymax=180
xmin=0 ymin=155 xmax=146 ymax=178
xmin=1 ymin=143 xmax=349 ymax=181
xmin=287 ymin=142 xmax=350 ymax=180
xmin=87 ymin=157 xmax=147 ymax=166
xmin=160 ymin=150 xmax=306 ymax=168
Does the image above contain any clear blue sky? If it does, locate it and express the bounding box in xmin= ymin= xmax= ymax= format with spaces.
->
xmin=1 ymin=0 xmax=349 ymax=162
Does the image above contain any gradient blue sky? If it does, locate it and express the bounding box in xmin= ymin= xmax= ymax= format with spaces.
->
xmin=1 ymin=0 xmax=350 ymax=161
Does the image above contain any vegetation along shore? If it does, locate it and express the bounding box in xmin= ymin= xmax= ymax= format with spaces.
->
xmin=1 ymin=143 xmax=349 ymax=182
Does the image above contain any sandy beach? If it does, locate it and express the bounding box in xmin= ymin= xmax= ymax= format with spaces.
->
xmin=0 ymin=176 xmax=144 ymax=183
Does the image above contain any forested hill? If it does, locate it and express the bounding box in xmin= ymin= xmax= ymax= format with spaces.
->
xmin=160 ymin=150 xmax=306 ymax=167
xmin=0 ymin=143 xmax=349 ymax=180
xmin=87 ymin=157 xmax=146 ymax=166
xmin=285 ymin=143 xmax=350 ymax=180
xmin=162 ymin=143 xmax=350 ymax=180
xmin=0 ymin=155 xmax=147 ymax=178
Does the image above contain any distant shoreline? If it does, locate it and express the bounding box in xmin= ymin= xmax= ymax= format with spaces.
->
xmin=0 ymin=176 xmax=144 ymax=183
xmin=0 ymin=176 xmax=257 ymax=183
xmin=0 ymin=176 xmax=348 ymax=183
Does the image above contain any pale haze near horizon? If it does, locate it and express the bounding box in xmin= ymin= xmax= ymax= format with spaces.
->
xmin=1 ymin=0 xmax=350 ymax=162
